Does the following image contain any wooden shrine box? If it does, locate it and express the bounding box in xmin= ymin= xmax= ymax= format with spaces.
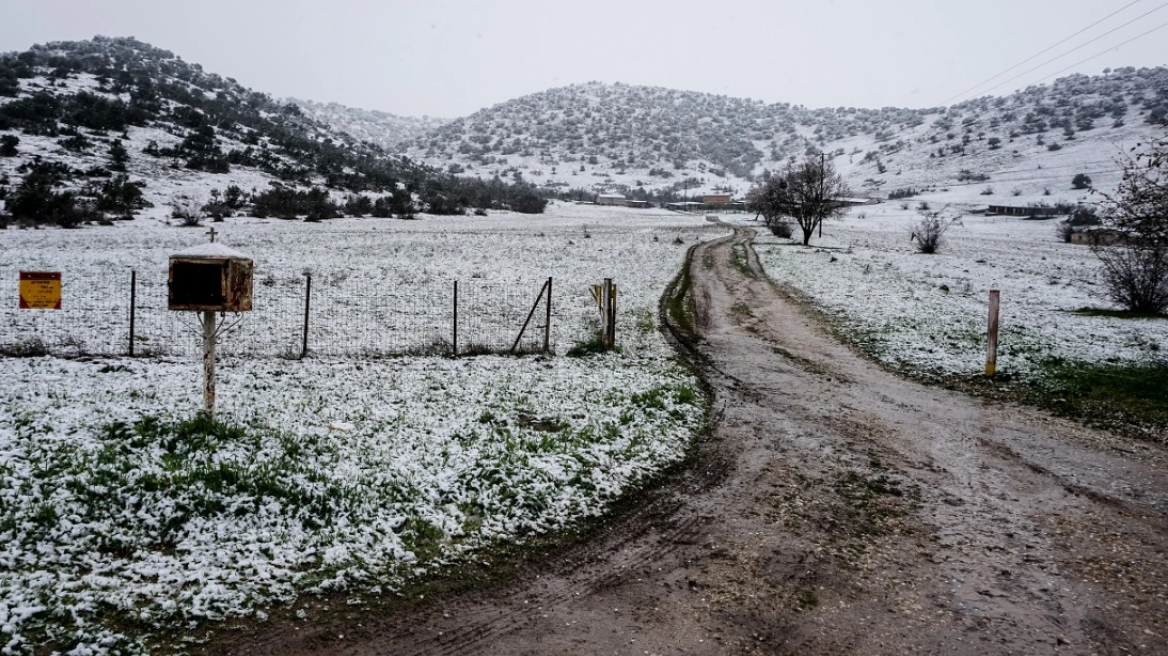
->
xmin=168 ymin=242 xmax=254 ymax=312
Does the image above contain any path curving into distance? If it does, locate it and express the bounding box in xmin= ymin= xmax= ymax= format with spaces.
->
xmin=208 ymin=227 xmax=1168 ymax=656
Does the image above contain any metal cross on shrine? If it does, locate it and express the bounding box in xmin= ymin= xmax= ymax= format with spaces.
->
xmin=206 ymin=227 xmax=218 ymax=243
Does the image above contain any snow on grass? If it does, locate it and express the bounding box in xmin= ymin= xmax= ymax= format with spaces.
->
xmin=739 ymin=207 xmax=1167 ymax=379
xmin=0 ymin=204 xmax=728 ymax=654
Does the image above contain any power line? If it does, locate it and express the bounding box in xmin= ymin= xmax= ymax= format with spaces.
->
xmin=941 ymin=0 xmax=1156 ymax=105
xmin=1026 ymin=19 xmax=1168 ymax=86
xmin=955 ymin=3 xmax=1168 ymax=102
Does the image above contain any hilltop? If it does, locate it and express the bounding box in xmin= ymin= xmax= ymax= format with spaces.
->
xmin=394 ymin=74 xmax=1168 ymax=206
xmin=0 ymin=36 xmax=544 ymax=228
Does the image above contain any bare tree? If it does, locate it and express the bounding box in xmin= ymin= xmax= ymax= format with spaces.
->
xmin=1091 ymin=123 xmax=1168 ymax=314
xmin=1094 ymin=244 xmax=1168 ymax=314
xmin=910 ymin=207 xmax=961 ymax=254
xmin=1094 ymin=126 xmax=1167 ymax=246
xmin=747 ymin=156 xmax=851 ymax=245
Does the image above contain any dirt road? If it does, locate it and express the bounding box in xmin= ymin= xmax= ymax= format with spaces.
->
xmin=210 ymin=228 xmax=1168 ymax=655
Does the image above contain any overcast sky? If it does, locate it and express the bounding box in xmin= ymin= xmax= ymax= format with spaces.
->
xmin=2 ymin=0 xmax=1165 ymax=118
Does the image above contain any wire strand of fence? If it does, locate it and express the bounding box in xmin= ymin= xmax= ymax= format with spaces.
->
xmin=0 ymin=267 xmax=601 ymax=359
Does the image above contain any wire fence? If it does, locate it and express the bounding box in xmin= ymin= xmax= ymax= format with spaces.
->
xmin=0 ymin=267 xmax=594 ymax=359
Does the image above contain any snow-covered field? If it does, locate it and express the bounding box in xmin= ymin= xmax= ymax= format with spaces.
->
xmin=0 ymin=204 xmax=726 ymax=654
xmin=738 ymin=207 xmax=1167 ymax=379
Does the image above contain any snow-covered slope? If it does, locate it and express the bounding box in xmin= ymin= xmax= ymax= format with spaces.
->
xmin=0 ymin=36 xmax=542 ymax=225
xmin=289 ymin=98 xmax=448 ymax=150
xmin=400 ymin=72 xmax=1168 ymax=203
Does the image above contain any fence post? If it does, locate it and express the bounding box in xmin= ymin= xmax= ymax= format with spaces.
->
xmin=986 ymin=289 xmax=1000 ymax=377
xmin=544 ymin=277 xmax=552 ymax=353
xmin=301 ymin=273 xmax=312 ymax=359
xmin=128 ymin=269 xmax=136 ymax=357
xmin=203 ymin=310 xmax=216 ymax=419
xmin=602 ymin=278 xmax=616 ymax=349
xmin=453 ymin=280 xmax=458 ymax=357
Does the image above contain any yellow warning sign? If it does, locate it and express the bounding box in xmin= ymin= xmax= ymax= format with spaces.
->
xmin=19 ymin=271 xmax=61 ymax=309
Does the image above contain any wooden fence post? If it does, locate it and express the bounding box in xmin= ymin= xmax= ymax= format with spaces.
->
xmin=300 ymin=273 xmax=312 ymax=359
xmin=986 ymin=289 xmax=1000 ymax=377
xmin=128 ymin=269 xmax=136 ymax=357
xmin=453 ymin=280 xmax=458 ymax=357
xmin=602 ymin=278 xmax=616 ymax=349
xmin=202 ymin=310 xmax=216 ymax=419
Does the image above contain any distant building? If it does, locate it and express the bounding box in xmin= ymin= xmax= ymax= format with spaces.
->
xmin=597 ymin=194 xmax=628 ymax=206
xmin=626 ymin=200 xmax=650 ymax=209
xmin=837 ymin=197 xmax=879 ymax=206
xmin=986 ymin=204 xmax=1063 ymax=217
xmin=703 ymin=194 xmax=733 ymax=204
xmin=1071 ymin=228 xmax=1127 ymax=246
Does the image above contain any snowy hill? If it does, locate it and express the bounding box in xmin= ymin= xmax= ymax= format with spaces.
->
xmin=0 ymin=36 xmax=543 ymax=226
xmin=289 ymin=98 xmax=448 ymax=150
xmin=400 ymin=73 xmax=1168 ymax=205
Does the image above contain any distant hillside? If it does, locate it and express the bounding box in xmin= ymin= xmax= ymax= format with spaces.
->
xmin=401 ymin=73 xmax=1168 ymax=203
xmin=0 ymin=36 xmax=544 ymax=227
xmin=289 ymin=98 xmax=448 ymax=150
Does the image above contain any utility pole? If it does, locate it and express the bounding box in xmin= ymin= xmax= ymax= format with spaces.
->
xmin=819 ymin=153 xmax=825 ymax=238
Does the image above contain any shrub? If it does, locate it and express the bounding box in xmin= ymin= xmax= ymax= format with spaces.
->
xmin=343 ymin=194 xmax=373 ymax=217
xmin=1093 ymin=244 xmax=1168 ymax=314
xmin=96 ymin=175 xmax=149 ymax=218
xmin=910 ymin=209 xmax=959 ymax=254
xmin=980 ymin=186 xmax=994 ymax=196
xmin=1072 ymin=173 xmax=1092 ymax=190
xmin=1055 ymin=220 xmax=1076 ymax=243
xmin=768 ymin=220 xmax=794 ymax=239
xmin=1068 ymin=206 xmax=1100 ymax=226
xmin=0 ymin=134 xmax=18 ymax=157
xmin=59 ymin=133 xmax=92 ymax=153
xmin=222 ymin=185 xmax=246 ymax=210
xmin=170 ymin=194 xmax=205 ymax=226
xmin=108 ymin=140 xmax=129 ymax=171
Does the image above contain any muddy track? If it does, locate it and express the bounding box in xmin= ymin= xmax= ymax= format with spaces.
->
xmin=207 ymin=228 xmax=1168 ymax=655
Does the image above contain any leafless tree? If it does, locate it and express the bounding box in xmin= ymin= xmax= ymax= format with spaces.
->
xmin=1094 ymin=125 xmax=1168 ymax=246
xmin=910 ymin=207 xmax=961 ymax=254
xmin=1093 ymin=244 xmax=1168 ymax=314
xmin=747 ymin=156 xmax=851 ymax=245
xmin=1091 ymin=123 xmax=1168 ymax=314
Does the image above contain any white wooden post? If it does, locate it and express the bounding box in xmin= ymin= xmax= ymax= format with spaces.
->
xmin=986 ymin=289 xmax=1000 ymax=377
xmin=203 ymin=309 xmax=216 ymax=418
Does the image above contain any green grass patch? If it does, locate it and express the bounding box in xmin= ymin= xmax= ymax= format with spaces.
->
xmin=731 ymin=243 xmax=756 ymax=278
xmin=566 ymin=331 xmax=616 ymax=357
xmin=946 ymin=359 xmax=1168 ymax=442
xmin=661 ymin=242 xmax=700 ymax=343
xmin=1034 ymin=360 xmax=1168 ymax=435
